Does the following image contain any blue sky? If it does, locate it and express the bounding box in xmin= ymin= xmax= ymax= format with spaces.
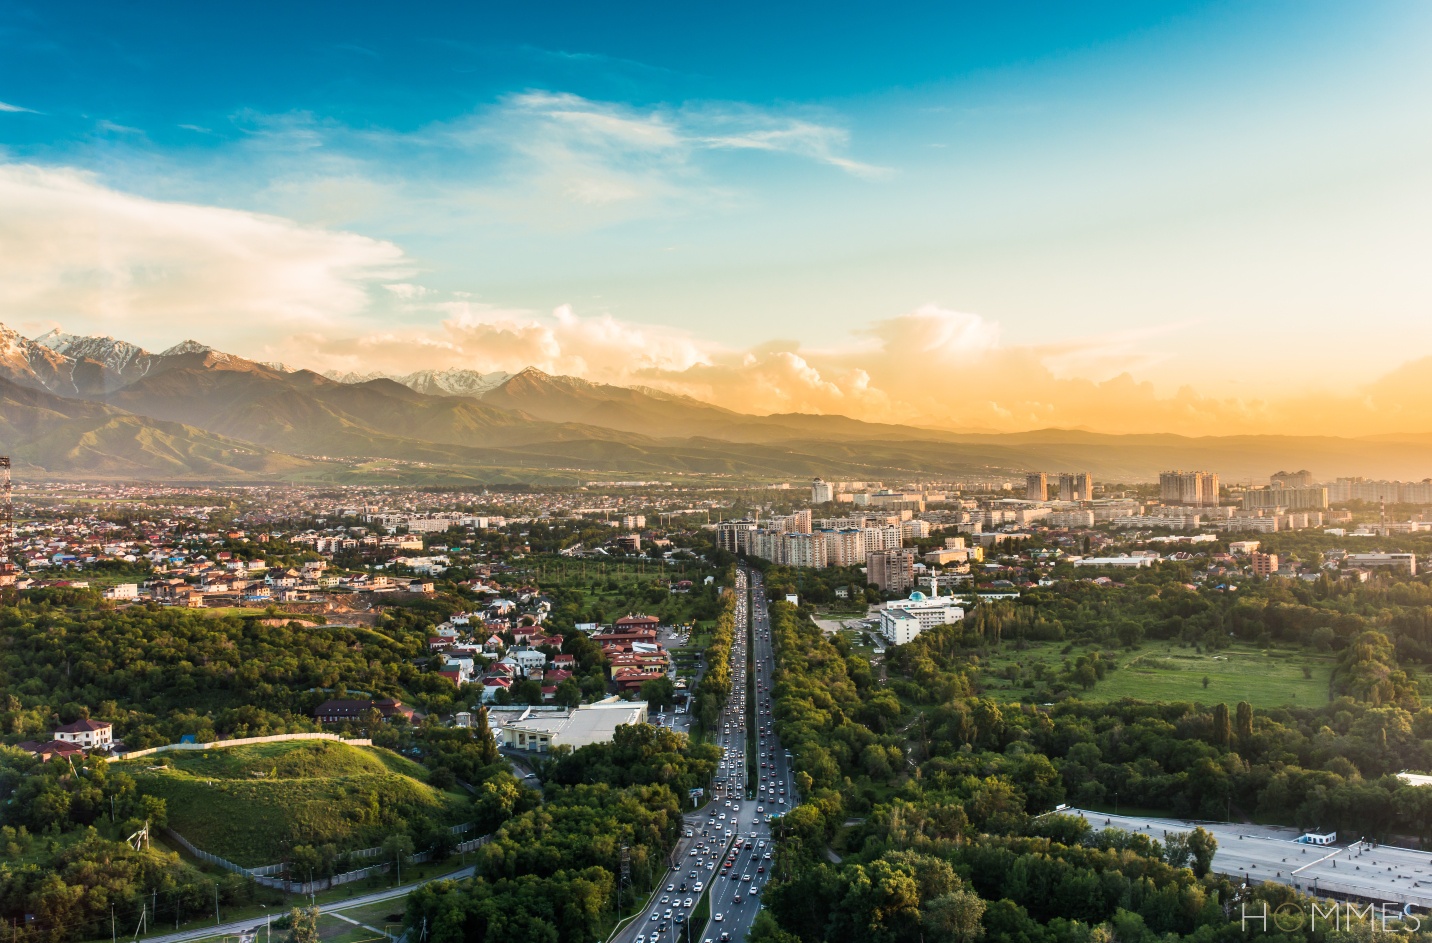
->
xmin=2 ymin=1 xmax=1431 ymax=434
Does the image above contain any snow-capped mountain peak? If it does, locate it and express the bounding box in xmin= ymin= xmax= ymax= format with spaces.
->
xmin=324 ymin=367 xmax=512 ymax=397
xmin=161 ymin=339 xmax=214 ymax=356
xmin=33 ymin=329 xmax=154 ymax=373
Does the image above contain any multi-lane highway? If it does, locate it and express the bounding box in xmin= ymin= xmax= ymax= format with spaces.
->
xmin=615 ymin=567 xmax=795 ymax=943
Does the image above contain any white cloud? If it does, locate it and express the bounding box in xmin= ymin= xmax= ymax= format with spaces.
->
xmin=376 ymin=90 xmax=890 ymax=226
xmin=0 ymin=100 xmax=38 ymax=114
xmin=270 ymin=300 xmax=710 ymax=381
xmin=0 ymin=163 xmax=409 ymax=350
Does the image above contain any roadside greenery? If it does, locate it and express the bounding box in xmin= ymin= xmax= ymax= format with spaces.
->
xmin=406 ymin=729 xmax=716 ymax=943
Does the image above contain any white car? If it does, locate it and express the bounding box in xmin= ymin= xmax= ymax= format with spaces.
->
xmin=714 ymin=914 xmax=724 ymax=923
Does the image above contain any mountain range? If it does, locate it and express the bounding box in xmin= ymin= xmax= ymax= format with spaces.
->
xmin=4 ymin=321 xmax=1432 ymax=485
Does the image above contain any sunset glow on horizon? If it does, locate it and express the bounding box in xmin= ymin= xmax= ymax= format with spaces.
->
xmin=3 ymin=1 xmax=1431 ymax=436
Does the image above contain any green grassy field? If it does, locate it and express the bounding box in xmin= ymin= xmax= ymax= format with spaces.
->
xmin=975 ymin=640 xmax=1335 ymax=709
xmin=125 ymin=740 xmax=467 ymax=867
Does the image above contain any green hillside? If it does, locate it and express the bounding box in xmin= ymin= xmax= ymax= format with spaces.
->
xmin=127 ymin=739 xmax=468 ymax=867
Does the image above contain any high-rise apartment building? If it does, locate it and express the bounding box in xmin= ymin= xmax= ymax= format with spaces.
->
xmin=811 ymin=478 xmax=835 ymax=504
xmin=1025 ymin=473 xmax=1048 ymax=501
xmin=1242 ymin=487 xmax=1330 ymax=511
xmin=867 ymin=548 xmax=916 ymax=593
xmin=715 ymin=519 xmax=758 ymax=553
xmin=1270 ymin=470 xmax=1315 ymax=489
xmin=782 ymin=532 xmax=826 ymax=568
xmin=1329 ymin=478 xmax=1432 ymax=505
xmin=1058 ymin=473 xmax=1093 ymax=502
xmin=1159 ymin=470 xmax=1220 ymax=506
xmin=819 ymin=529 xmax=864 ymax=567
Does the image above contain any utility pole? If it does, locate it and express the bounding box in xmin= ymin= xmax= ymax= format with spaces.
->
xmin=214 ymin=884 xmax=220 ymax=926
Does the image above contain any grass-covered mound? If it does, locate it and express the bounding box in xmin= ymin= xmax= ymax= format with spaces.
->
xmin=128 ymin=739 xmax=467 ymax=866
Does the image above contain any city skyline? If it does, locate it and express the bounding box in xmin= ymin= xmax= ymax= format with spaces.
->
xmin=3 ymin=2 xmax=1432 ymax=436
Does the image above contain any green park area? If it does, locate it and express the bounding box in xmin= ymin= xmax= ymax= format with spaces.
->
xmin=124 ymin=739 xmax=468 ymax=867
xmin=972 ymin=639 xmax=1336 ymax=709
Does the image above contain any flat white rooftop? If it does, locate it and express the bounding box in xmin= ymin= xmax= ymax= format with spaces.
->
xmin=1066 ymin=808 xmax=1432 ymax=908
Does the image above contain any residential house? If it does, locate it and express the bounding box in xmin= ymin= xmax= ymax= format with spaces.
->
xmin=314 ymin=697 xmax=415 ymax=724
xmin=53 ymin=718 xmax=114 ymax=750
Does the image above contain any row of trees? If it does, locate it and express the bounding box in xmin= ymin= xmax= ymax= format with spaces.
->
xmin=690 ymin=571 xmax=738 ymax=734
xmin=406 ymin=732 xmax=715 ymax=943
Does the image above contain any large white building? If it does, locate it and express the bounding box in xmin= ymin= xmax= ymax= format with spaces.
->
xmin=495 ymin=698 xmax=649 ymax=752
xmin=53 ymin=719 xmax=114 ymax=750
xmin=812 ymin=478 xmax=835 ymax=504
xmin=1344 ymin=552 xmax=1417 ymax=575
xmin=878 ymin=588 xmax=964 ymax=645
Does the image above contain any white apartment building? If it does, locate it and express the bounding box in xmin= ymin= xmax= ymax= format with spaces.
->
xmin=861 ymin=524 xmax=902 ymax=555
xmin=901 ymin=519 xmax=931 ymax=541
xmin=1112 ymin=514 xmax=1202 ymax=529
xmin=812 ymin=478 xmax=835 ymax=504
xmin=1047 ymin=510 xmax=1095 ymax=528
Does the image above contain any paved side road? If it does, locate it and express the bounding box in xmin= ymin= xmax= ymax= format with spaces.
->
xmin=138 ymin=866 xmax=475 ymax=943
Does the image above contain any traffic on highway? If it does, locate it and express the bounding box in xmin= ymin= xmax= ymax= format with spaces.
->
xmin=617 ymin=566 xmax=795 ymax=943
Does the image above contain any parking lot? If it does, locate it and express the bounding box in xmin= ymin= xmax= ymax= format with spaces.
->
xmin=1071 ymin=808 xmax=1432 ymax=908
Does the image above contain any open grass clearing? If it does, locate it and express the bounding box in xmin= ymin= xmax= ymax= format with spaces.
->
xmin=123 ymin=740 xmax=467 ymax=867
xmin=974 ymin=639 xmax=1335 ymax=709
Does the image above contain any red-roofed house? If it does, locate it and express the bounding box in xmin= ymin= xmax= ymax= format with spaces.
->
xmin=611 ymin=666 xmax=666 ymax=691
xmin=18 ymin=740 xmax=87 ymax=762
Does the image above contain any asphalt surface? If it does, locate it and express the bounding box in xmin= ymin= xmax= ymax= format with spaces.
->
xmin=615 ymin=567 xmax=796 ymax=943
xmin=137 ymin=865 xmax=477 ymax=943
xmin=1071 ymin=809 xmax=1432 ymax=909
